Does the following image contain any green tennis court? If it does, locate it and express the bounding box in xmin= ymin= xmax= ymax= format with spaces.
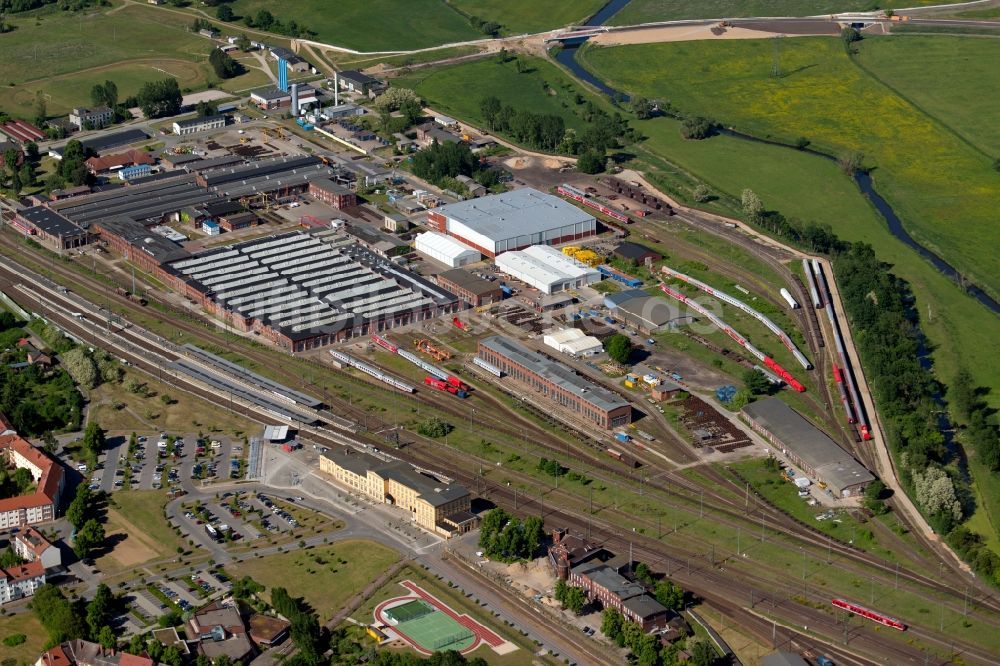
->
xmin=388 ymin=600 xmax=475 ymax=651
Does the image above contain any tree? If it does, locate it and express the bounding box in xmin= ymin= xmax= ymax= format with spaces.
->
xmin=631 ymin=96 xmax=653 ymax=119
xmin=235 ymin=33 xmax=251 ymax=51
xmin=841 ymin=26 xmax=862 ymax=45
xmin=654 ymin=580 xmax=684 ymax=610
xmin=97 ymin=625 xmax=116 ymax=650
xmin=605 ymin=333 xmax=632 ymax=364
xmin=138 ymin=78 xmax=182 ymax=118
xmin=34 ymin=93 xmax=47 ymax=127
xmin=417 ymin=417 xmax=453 ymax=438
xmin=3 ymin=147 xmax=17 ymax=173
xmin=195 ymin=101 xmax=217 ymax=117
xmin=10 ymin=170 xmax=21 ymax=194
xmin=576 ymin=150 xmax=604 ymax=174
xmin=681 ymin=116 xmax=714 ymax=140
xmin=160 ymin=646 xmax=183 ymax=666
xmin=24 ymin=141 xmax=38 ymax=163
xmin=743 ymin=368 xmax=773 ymax=395
xmin=728 ymin=388 xmax=753 ymax=410
xmin=209 ymin=49 xmax=241 ymax=79
xmin=82 ymin=421 xmax=106 ymax=457
xmin=66 ymin=485 xmax=91 ymax=529
xmin=634 ymin=562 xmax=652 ymax=584
xmin=837 ymin=150 xmax=865 ymax=175
xmin=864 ymin=479 xmax=889 ymax=515
xmin=693 ymin=184 xmax=712 ymax=202
xmin=741 ymin=188 xmax=763 ymax=224
xmin=74 ymin=518 xmax=105 ymax=559
xmin=689 ymin=640 xmax=718 ymax=666
xmin=62 ymin=348 xmax=99 ymax=389
xmin=563 ymin=585 xmax=586 ymax=614
xmin=90 ymin=80 xmax=118 ymax=109
xmin=87 ymin=583 xmax=114 ymax=639
xmin=601 ymin=608 xmax=623 ymax=642
xmin=30 ymin=584 xmax=85 ymax=643
xmin=128 ymin=634 xmax=147 ymax=656
xmin=216 ymin=4 xmax=233 ymax=21
xmin=913 ymin=466 xmax=962 ymax=522
xmin=373 ymin=87 xmax=420 ymax=114
xmin=19 ymin=163 xmax=34 ymax=188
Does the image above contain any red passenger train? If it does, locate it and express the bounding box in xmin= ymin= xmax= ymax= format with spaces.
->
xmin=831 ymin=598 xmax=906 ymax=631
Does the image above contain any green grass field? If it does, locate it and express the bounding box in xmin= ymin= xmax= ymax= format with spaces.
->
xmin=0 ymin=3 xmax=217 ymax=116
xmin=609 ymin=0 xmax=945 ymax=24
xmin=578 ymin=38 xmax=999 ymax=303
xmin=854 ymin=36 xmax=1000 ymax=156
xmin=0 ymin=612 xmax=48 ymax=666
xmin=449 ymin=0 xmax=607 ymax=33
xmin=228 ymin=0 xmax=479 ymax=51
xmin=235 ymin=541 xmax=401 ymax=621
xmin=394 ymin=55 xmax=609 ymax=134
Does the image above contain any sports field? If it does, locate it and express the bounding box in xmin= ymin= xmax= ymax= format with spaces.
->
xmin=578 ymin=38 xmax=998 ymax=303
xmin=609 ymin=0 xmax=945 ymax=24
xmin=228 ymin=0 xmax=480 ymax=51
xmin=450 ymin=0 xmax=607 ymax=34
xmin=384 ymin=599 xmax=475 ymax=652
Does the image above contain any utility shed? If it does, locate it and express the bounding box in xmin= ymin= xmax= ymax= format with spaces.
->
xmin=414 ymin=231 xmax=479 ymax=268
xmin=742 ymin=398 xmax=874 ymax=497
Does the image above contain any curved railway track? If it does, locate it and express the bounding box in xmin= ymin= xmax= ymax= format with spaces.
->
xmin=3 ymin=244 xmax=997 ymax=660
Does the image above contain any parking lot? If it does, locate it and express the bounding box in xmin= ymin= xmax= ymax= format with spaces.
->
xmin=88 ymin=431 xmax=240 ymax=493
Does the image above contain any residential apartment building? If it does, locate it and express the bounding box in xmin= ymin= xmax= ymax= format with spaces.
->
xmin=13 ymin=526 xmax=62 ymax=569
xmin=0 ymin=434 xmax=64 ymax=529
xmin=69 ymin=107 xmax=113 ymax=131
xmin=0 ymin=560 xmax=45 ymax=604
xmin=319 ymin=448 xmax=475 ymax=537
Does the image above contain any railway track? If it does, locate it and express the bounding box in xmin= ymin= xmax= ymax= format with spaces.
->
xmin=3 ymin=244 xmax=997 ymax=659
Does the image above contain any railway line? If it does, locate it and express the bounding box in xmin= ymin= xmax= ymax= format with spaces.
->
xmin=2 ymin=242 xmax=997 ymax=659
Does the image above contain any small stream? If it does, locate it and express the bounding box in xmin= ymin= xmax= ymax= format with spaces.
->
xmin=552 ymin=28 xmax=1000 ymax=314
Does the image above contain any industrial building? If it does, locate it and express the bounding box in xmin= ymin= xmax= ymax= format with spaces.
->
xmin=742 ymin=398 xmax=874 ymax=497
xmin=613 ymin=241 xmax=662 ymax=265
xmin=427 ymin=188 xmax=596 ymax=257
xmin=0 ymin=119 xmax=45 ymax=143
xmin=335 ymin=70 xmax=384 ymax=95
xmin=172 ymin=231 xmax=459 ymax=351
xmin=0 ymin=434 xmax=64 ymax=529
xmin=434 ymin=268 xmax=502 ymax=307
xmin=172 ymin=115 xmax=227 ymax=135
xmin=319 ymin=447 xmax=475 ymax=537
xmin=8 ymin=206 xmax=90 ymax=253
xmin=543 ymin=328 xmax=603 ymax=357
xmin=308 ymin=178 xmax=357 ymax=209
xmin=250 ymin=86 xmax=292 ymax=110
xmin=495 ymin=244 xmax=600 ymax=294
xmin=478 ymin=336 xmax=631 ymax=429
xmin=414 ymin=231 xmax=480 ymax=268
xmin=569 ymin=560 xmax=670 ymax=631
xmin=609 ymin=294 xmax=680 ymax=334
xmin=84 ymin=148 xmax=155 ymax=175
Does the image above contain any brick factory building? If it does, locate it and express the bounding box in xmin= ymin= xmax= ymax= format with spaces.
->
xmin=434 ymin=269 xmax=502 ymax=307
xmin=427 ymin=188 xmax=596 ymax=258
xmin=0 ymin=434 xmax=64 ymax=529
xmin=569 ymin=560 xmax=669 ymax=631
xmin=478 ymin=336 xmax=631 ymax=429
xmin=319 ymin=447 xmax=475 ymax=537
xmin=308 ymin=178 xmax=357 ymax=209
xmin=8 ymin=206 xmax=90 ymax=253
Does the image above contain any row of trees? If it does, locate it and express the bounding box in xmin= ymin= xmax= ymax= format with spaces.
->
xmin=741 ymin=189 xmax=848 ymax=255
xmin=30 ymin=582 xmax=118 ymax=648
xmin=66 ymin=482 xmax=105 ymax=559
xmin=479 ymin=96 xmax=566 ymax=152
xmin=410 ymin=141 xmax=499 ymax=193
xmin=477 ymin=508 xmax=544 ymax=562
xmin=553 ymin=578 xmax=586 ymax=614
xmin=209 ymin=48 xmax=242 ymax=80
xmin=603 ymin=608 xmax=717 ymax=666
xmin=271 ymin=587 xmax=324 ymax=665
xmin=243 ymin=9 xmax=315 ymax=38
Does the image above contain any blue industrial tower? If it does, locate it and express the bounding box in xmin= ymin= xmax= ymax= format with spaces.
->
xmin=278 ymin=59 xmax=288 ymax=92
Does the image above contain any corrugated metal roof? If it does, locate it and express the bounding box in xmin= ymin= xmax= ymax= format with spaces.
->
xmin=438 ymin=188 xmax=594 ymax=242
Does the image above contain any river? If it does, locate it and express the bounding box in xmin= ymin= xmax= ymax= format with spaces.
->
xmin=552 ymin=11 xmax=1000 ymax=314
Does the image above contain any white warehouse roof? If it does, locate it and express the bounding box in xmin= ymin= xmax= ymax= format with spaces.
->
xmin=544 ymin=328 xmax=603 ymax=356
xmin=496 ymin=245 xmax=601 ymax=294
xmin=414 ymin=231 xmax=480 ymax=267
xmin=436 ymin=188 xmax=595 ymax=242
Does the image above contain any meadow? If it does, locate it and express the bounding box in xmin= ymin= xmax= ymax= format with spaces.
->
xmin=449 ymin=0 xmax=607 ymax=33
xmin=0 ymin=2 xmax=251 ymax=116
xmin=609 ymin=0 xmax=945 ymax=24
xmin=577 ymin=37 xmax=999 ymax=303
xmin=394 ymin=55 xmax=607 ymax=133
xmin=854 ymin=35 xmax=1000 ymax=155
xmin=227 ymin=0 xmax=479 ymax=51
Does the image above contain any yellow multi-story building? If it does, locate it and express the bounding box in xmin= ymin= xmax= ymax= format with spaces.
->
xmin=319 ymin=448 xmax=476 ymax=537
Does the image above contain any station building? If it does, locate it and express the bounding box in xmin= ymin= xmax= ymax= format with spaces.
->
xmin=319 ymin=447 xmax=475 ymax=537
xmin=478 ymin=335 xmax=631 ymax=429
xmin=427 ymin=188 xmax=596 ymax=257
xmin=742 ymin=398 xmax=874 ymax=497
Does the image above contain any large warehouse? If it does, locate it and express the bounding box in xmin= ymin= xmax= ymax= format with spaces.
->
xmin=427 ymin=188 xmax=596 ymax=257
xmin=478 ymin=335 xmax=631 ymax=430
xmin=742 ymin=398 xmax=874 ymax=497
xmin=413 ymin=231 xmax=480 ymax=268
xmin=496 ymin=245 xmax=601 ymax=294
xmin=171 ymin=231 xmax=460 ymax=351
